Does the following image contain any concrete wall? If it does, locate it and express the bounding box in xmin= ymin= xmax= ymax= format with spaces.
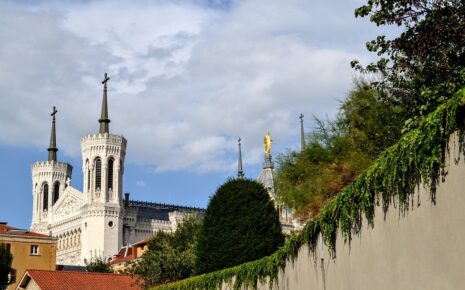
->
xmin=255 ymin=133 xmax=465 ymax=290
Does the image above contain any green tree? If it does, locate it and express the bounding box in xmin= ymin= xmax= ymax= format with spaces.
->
xmin=195 ymin=178 xmax=284 ymax=275
xmin=85 ymin=256 xmax=113 ymax=273
xmin=129 ymin=215 xmax=201 ymax=288
xmin=352 ymin=0 xmax=465 ymax=129
xmin=0 ymin=244 xmax=12 ymax=289
xmin=276 ymin=82 xmax=403 ymax=220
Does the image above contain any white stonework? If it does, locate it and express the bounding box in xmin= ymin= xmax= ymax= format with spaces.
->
xmin=257 ymin=154 xmax=301 ymax=233
xmin=30 ymin=86 xmax=204 ymax=266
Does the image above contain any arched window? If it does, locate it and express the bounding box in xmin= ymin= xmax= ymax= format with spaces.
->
xmin=86 ymin=159 xmax=90 ymax=191
xmin=53 ymin=182 xmax=60 ymax=205
xmin=95 ymin=158 xmax=102 ymax=190
xmin=42 ymin=183 xmax=49 ymax=211
xmin=107 ymin=158 xmax=114 ymax=190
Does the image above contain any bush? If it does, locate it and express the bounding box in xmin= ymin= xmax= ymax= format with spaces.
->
xmin=85 ymin=256 xmax=113 ymax=273
xmin=195 ymin=178 xmax=284 ymax=274
xmin=129 ymin=215 xmax=201 ymax=288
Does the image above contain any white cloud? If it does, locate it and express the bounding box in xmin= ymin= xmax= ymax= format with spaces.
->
xmin=0 ymin=0 xmax=379 ymax=173
xmin=136 ymin=180 xmax=146 ymax=187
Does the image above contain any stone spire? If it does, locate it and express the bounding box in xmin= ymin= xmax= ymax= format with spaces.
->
xmin=99 ymin=73 xmax=111 ymax=134
xmin=237 ymin=137 xmax=244 ymax=178
xmin=47 ymin=106 xmax=58 ymax=162
xmin=300 ymin=113 xmax=305 ymax=152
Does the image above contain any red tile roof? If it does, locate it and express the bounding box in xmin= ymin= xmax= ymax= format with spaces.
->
xmin=109 ymin=247 xmax=134 ymax=265
xmin=132 ymin=239 xmax=149 ymax=247
xmin=24 ymin=270 xmax=142 ymax=290
xmin=0 ymin=223 xmax=51 ymax=238
xmin=109 ymin=239 xmax=149 ymax=265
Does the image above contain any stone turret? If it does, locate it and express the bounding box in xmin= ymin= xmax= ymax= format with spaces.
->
xmin=257 ymin=133 xmax=296 ymax=233
xmin=31 ymin=107 xmax=72 ymax=234
xmin=80 ymin=73 xmax=126 ymax=264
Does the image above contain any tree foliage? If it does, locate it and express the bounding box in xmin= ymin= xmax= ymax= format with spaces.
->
xmin=195 ymin=178 xmax=284 ymax=275
xmin=0 ymin=244 xmax=12 ymax=288
xmin=276 ymin=82 xmax=404 ymax=220
xmin=129 ymin=215 xmax=201 ymax=288
xmin=352 ymin=0 xmax=465 ymax=129
xmin=156 ymin=86 xmax=465 ymax=290
xmin=85 ymin=256 xmax=113 ymax=273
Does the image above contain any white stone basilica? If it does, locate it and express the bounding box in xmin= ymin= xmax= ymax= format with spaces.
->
xmin=30 ymin=74 xmax=204 ymax=266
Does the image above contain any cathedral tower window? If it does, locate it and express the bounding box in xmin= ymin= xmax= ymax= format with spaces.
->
xmin=107 ymin=158 xmax=114 ymax=190
xmin=53 ymin=182 xmax=60 ymax=205
xmin=42 ymin=183 xmax=49 ymax=211
xmin=86 ymin=159 xmax=90 ymax=191
xmin=95 ymin=157 xmax=102 ymax=190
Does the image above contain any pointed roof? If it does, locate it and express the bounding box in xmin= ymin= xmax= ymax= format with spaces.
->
xmin=99 ymin=73 xmax=111 ymax=134
xmin=300 ymin=113 xmax=305 ymax=152
xmin=48 ymin=106 xmax=58 ymax=162
xmin=237 ymin=137 xmax=244 ymax=178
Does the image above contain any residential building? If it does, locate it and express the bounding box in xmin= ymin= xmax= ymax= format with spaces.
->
xmin=109 ymin=239 xmax=149 ymax=273
xmin=0 ymin=222 xmax=56 ymax=290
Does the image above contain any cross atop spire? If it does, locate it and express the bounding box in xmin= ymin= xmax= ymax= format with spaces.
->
xmin=99 ymin=73 xmax=111 ymax=134
xmin=237 ymin=137 xmax=244 ymax=178
xmin=299 ymin=113 xmax=305 ymax=152
xmin=48 ymin=106 xmax=58 ymax=162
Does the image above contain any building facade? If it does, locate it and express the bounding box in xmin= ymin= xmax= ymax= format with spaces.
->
xmin=30 ymin=74 xmax=204 ymax=266
xmin=0 ymin=222 xmax=57 ymax=290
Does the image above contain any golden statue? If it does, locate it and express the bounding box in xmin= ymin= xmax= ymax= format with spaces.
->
xmin=264 ymin=132 xmax=272 ymax=155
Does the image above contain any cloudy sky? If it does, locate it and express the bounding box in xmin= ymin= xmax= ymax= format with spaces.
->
xmin=0 ymin=0 xmax=395 ymax=228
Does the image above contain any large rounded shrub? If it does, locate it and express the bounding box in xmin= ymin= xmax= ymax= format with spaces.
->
xmin=195 ymin=178 xmax=284 ymax=274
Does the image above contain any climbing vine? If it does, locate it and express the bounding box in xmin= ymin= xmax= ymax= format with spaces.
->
xmin=155 ymin=89 xmax=465 ymax=290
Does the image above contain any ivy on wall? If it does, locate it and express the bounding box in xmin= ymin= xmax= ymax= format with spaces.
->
xmin=155 ymin=89 xmax=465 ymax=290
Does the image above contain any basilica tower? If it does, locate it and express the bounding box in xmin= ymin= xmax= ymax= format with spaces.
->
xmin=31 ymin=107 xmax=73 ymax=233
xmin=80 ymin=73 xmax=127 ymax=263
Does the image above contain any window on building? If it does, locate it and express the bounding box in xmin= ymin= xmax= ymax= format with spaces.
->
xmin=5 ymin=243 xmax=10 ymax=253
xmin=87 ymin=169 xmax=90 ymax=191
xmin=43 ymin=183 xmax=48 ymax=211
xmin=95 ymin=157 xmax=102 ymax=190
xmin=53 ymin=182 xmax=60 ymax=205
xmin=107 ymin=158 xmax=114 ymax=190
xmin=9 ymin=269 xmax=16 ymax=284
xmin=30 ymin=245 xmax=39 ymax=255
xmin=86 ymin=159 xmax=90 ymax=191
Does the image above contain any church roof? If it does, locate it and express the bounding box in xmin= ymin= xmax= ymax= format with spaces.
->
xmin=128 ymin=200 xmax=205 ymax=221
xmin=18 ymin=270 xmax=141 ymax=290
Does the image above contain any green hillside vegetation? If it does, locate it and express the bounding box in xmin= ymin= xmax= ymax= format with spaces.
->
xmin=276 ymin=82 xmax=404 ymax=221
xmin=155 ymin=88 xmax=465 ymax=290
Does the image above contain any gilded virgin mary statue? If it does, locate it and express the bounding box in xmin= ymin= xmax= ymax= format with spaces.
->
xmin=264 ymin=132 xmax=272 ymax=155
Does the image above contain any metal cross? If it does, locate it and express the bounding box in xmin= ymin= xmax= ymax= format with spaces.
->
xmin=51 ymin=106 xmax=58 ymax=117
xmin=102 ymin=73 xmax=110 ymax=85
xmin=299 ymin=113 xmax=304 ymax=122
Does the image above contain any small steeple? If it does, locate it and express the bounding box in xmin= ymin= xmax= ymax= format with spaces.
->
xmin=99 ymin=73 xmax=111 ymax=134
xmin=237 ymin=137 xmax=244 ymax=178
xmin=300 ymin=113 xmax=305 ymax=152
xmin=47 ymin=106 xmax=58 ymax=162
